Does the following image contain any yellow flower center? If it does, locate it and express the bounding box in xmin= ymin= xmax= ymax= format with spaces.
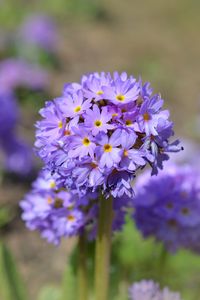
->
xmin=136 ymin=97 xmax=143 ymax=105
xmin=123 ymin=150 xmax=128 ymax=157
xmin=95 ymin=120 xmax=102 ymax=127
xmin=90 ymin=162 xmax=97 ymax=168
xmin=97 ymin=90 xmax=103 ymax=95
xmin=168 ymin=219 xmax=177 ymax=228
xmin=64 ymin=129 xmax=71 ymax=136
xmin=112 ymin=113 xmax=118 ymax=117
xmin=67 ymin=214 xmax=75 ymax=221
xmin=74 ymin=106 xmax=81 ymax=113
xmin=125 ymin=120 xmax=132 ymax=126
xmin=54 ymin=198 xmax=63 ymax=209
xmin=181 ymin=207 xmax=190 ymax=215
xmin=49 ymin=181 xmax=56 ymax=189
xmin=47 ymin=196 xmax=53 ymax=204
xmin=166 ymin=202 xmax=173 ymax=209
xmin=116 ymin=94 xmax=125 ymax=102
xmin=82 ymin=137 xmax=90 ymax=146
xmin=58 ymin=121 xmax=63 ymax=128
xmin=143 ymin=112 xmax=150 ymax=121
xmin=104 ymin=144 xmax=112 ymax=152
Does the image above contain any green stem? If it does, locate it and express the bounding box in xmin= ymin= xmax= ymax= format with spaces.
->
xmin=157 ymin=245 xmax=168 ymax=282
xmin=78 ymin=231 xmax=88 ymax=300
xmin=95 ymin=193 xmax=113 ymax=300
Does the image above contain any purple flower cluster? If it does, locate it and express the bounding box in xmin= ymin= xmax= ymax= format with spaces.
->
xmin=35 ymin=72 xmax=180 ymax=198
xmin=134 ymin=164 xmax=200 ymax=253
xmin=0 ymin=91 xmax=18 ymax=136
xmin=129 ymin=280 xmax=182 ymax=300
xmin=0 ymin=58 xmax=48 ymax=93
xmin=19 ymin=15 xmax=57 ymax=51
xmin=0 ymin=92 xmax=33 ymax=175
xmin=20 ymin=169 xmax=131 ymax=244
xmin=0 ymin=58 xmax=48 ymax=175
xmin=2 ymin=136 xmax=33 ymax=175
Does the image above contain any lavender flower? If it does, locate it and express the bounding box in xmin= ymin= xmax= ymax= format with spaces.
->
xmin=20 ymin=171 xmax=93 ymax=245
xmin=1 ymin=135 xmax=33 ymax=176
xmin=129 ymin=280 xmax=183 ymax=300
xmin=35 ymin=72 xmax=180 ymax=199
xmin=129 ymin=280 xmax=162 ymax=300
xmin=19 ymin=15 xmax=56 ymax=51
xmin=0 ymin=58 xmax=48 ymax=93
xmin=0 ymin=91 xmax=18 ymax=135
xmin=20 ymin=170 xmax=130 ymax=244
xmin=134 ymin=164 xmax=200 ymax=253
xmin=84 ymin=104 xmax=114 ymax=135
xmin=0 ymin=92 xmax=33 ymax=175
xmin=162 ymin=288 xmax=182 ymax=300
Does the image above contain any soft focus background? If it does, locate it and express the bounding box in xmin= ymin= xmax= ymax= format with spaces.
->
xmin=0 ymin=1 xmax=200 ymax=299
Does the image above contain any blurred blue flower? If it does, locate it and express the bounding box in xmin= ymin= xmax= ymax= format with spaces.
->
xmin=129 ymin=280 xmax=182 ymax=300
xmin=0 ymin=58 xmax=48 ymax=93
xmin=134 ymin=164 xmax=200 ymax=253
xmin=19 ymin=15 xmax=57 ymax=52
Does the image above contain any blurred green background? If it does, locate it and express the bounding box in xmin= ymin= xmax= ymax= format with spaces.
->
xmin=0 ymin=0 xmax=200 ymax=299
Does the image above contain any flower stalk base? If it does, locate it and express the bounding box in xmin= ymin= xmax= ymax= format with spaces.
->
xmin=78 ymin=231 xmax=88 ymax=300
xmin=95 ymin=193 xmax=113 ymax=300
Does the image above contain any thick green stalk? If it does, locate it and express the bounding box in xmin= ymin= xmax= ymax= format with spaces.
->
xmin=78 ymin=231 xmax=88 ymax=300
xmin=157 ymin=245 xmax=168 ymax=282
xmin=95 ymin=193 xmax=113 ymax=300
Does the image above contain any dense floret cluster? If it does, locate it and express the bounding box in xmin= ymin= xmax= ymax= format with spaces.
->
xmin=134 ymin=164 xmax=200 ymax=253
xmin=129 ymin=280 xmax=182 ymax=300
xmin=35 ymin=72 xmax=180 ymax=198
xmin=20 ymin=170 xmax=131 ymax=244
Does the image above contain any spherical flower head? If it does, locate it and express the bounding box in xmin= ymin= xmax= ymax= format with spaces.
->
xmin=19 ymin=14 xmax=57 ymax=51
xmin=35 ymin=71 xmax=181 ymax=198
xmin=134 ymin=163 xmax=200 ymax=253
xmin=129 ymin=280 xmax=183 ymax=300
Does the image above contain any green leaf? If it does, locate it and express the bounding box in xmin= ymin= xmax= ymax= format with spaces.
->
xmin=37 ymin=286 xmax=61 ymax=300
xmin=0 ymin=243 xmax=27 ymax=300
xmin=0 ymin=206 xmax=13 ymax=228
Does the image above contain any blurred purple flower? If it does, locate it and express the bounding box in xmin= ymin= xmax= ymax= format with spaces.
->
xmin=0 ymin=58 xmax=48 ymax=93
xmin=0 ymin=91 xmax=18 ymax=135
xmin=129 ymin=280 xmax=182 ymax=300
xmin=134 ymin=164 xmax=200 ymax=253
xmin=1 ymin=135 xmax=33 ymax=175
xmin=129 ymin=280 xmax=162 ymax=300
xmin=19 ymin=15 xmax=57 ymax=51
